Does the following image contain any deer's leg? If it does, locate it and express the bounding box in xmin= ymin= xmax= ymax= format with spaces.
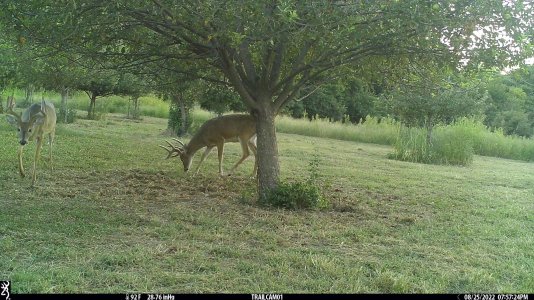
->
xmin=32 ymin=136 xmax=44 ymax=186
xmin=248 ymin=139 xmax=258 ymax=177
xmin=194 ymin=146 xmax=213 ymax=175
xmin=230 ymin=137 xmax=250 ymax=173
xmin=217 ymin=143 xmax=225 ymax=176
xmin=48 ymin=131 xmax=55 ymax=165
xmin=18 ymin=145 xmax=25 ymax=178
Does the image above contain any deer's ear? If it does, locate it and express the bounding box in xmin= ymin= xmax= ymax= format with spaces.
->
xmin=6 ymin=115 xmax=19 ymax=127
xmin=33 ymin=115 xmax=45 ymax=126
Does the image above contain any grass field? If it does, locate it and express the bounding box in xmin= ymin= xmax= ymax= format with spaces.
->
xmin=0 ymin=114 xmax=533 ymax=293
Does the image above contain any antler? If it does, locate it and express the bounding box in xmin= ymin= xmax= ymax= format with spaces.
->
xmin=159 ymin=139 xmax=184 ymax=159
xmin=172 ymin=138 xmax=185 ymax=147
xmin=6 ymin=96 xmax=21 ymax=120
xmin=40 ymin=97 xmax=47 ymax=117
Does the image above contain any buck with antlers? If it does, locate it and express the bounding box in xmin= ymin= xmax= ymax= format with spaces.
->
xmin=160 ymin=114 xmax=257 ymax=176
xmin=5 ymin=96 xmax=57 ymax=186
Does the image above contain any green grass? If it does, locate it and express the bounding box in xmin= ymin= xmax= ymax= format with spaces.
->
xmin=1 ymin=114 xmax=533 ymax=293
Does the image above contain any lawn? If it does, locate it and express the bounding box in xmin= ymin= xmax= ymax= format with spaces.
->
xmin=0 ymin=115 xmax=533 ymax=293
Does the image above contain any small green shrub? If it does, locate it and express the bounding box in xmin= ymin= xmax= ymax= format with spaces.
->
xmin=262 ymin=181 xmax=326 ymax=210
xmin=262 ymin=149 xmax=329 ymax=209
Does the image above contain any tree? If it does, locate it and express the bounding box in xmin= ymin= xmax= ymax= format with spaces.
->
xmin=485 ymin=66 xmax=534 ymax=137
xmin=151 ymin=73 xmax=199 ymax=137
xmin=286 ymin=79 xmax=378 ymax=123
xmin=4 ymin=0 xmax=532 ymax=199
xmin=344 ymin=79 xmax=379 ymax=124
xmin=115 ymin=72 xmax=150 ymax=119
xmin=384 ymin=66 xmax=487 ymax=144
xmin=166 ymin=88 xmax=195 ymax=137
xmin=0 ymin=24 xmax=21 ymax=98
xmin=199 ymin=84 xmax=247 ymax=116
xmin=75 ymin=69 xmax=120 ymax=119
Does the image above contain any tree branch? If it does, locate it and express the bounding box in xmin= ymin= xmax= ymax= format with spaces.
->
xmin=217 ymin=47 xmax=258 ymax=110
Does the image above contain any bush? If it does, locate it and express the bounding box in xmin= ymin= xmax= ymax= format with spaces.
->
xmin=391 ymin=122 xmax=474 ymax=166
xmin=262 ymin=150 xmax=328 ymax=210
xmin=262 ymin=181 xmax=326 ymax=210
xmin=390 ymin=127 xmax=433 ymax=164
xmin=391 ymin=118 xmax=534 ymax=164
xmin=432 ymin=124 xmax=474 ymax=165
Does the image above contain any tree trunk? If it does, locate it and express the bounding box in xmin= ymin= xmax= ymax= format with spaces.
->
xmin=253 ymin=103 xmax=280 ymax=201
xmin=130 ymin=96 xmax=140 ymax=119
xmin=425 ymin=115 xmax=434 ymax=146
xmin=426 ymin=125 xmax=433 ymax=146
xmin=179 ymin=98 xmax=188 ymax=136
xmin=60 ymin=87 xmax=69 ymax=123
xmin=25 ymin=84 xmax=34 ymax=104
xmin=168 ymin=93 xmax=190 ymax=136
xmin=135 ymin=97 xmax=140 ymax=119
xmin=88 ymin=94 xmax=97 ymax=119
xmin=127 ymin=97 xmax=131 ymax=118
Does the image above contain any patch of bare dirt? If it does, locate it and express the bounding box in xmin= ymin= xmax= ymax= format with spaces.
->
xmin=42 ymin=168 xmax=256 ymax=208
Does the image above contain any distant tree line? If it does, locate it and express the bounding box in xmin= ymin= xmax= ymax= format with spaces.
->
xmin=279 ymin=65 xmax=534 ymax=138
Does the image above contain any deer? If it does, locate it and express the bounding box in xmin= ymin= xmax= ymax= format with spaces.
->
xmin=159 ymin=114 xmax=257 ymax=176
xmin=5 ymin=96 xmax=57 ymax=186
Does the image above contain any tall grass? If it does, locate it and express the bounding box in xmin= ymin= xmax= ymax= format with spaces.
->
xmin=391 ymin=124 xmax=475 ymax=166
xmin=457 ymin=118 xmax=534 ymax=162
xmin=138 ymin=96 xmax=169 ymax=118
xmin=391 ymin=118 xmax=534 ymax=165
xmin=275 ymin=115 xmax=398 ymax=145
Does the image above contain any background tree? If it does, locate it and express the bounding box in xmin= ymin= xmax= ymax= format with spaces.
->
xmin=485 ymin=66 xmax=534 ymax=137
xmin=166 ymin=87 xmax=195 ymax=137
xmin=198 ymin=83 xmax=247 ymax=116
xmin=75 ymin=69 xmax=120 ymax=120
xmin=0 ymin=42 xmax=17 ymax=113
xmin=384 ymin=66 xmax=487 ymax=144
xmin=115 ymin=72 xmax=150 ymax=119
xmin=0 ymin=21 xmax=23 ymax=111
xmin=285 ymin=78 xmax=378 ymax=123
xmin=344 ymin=79 xmax=379 ymax=124
xmin=301 ymin=84 xmax=346 ymax=122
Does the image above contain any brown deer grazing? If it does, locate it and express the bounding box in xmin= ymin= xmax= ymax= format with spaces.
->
xmin=5 ymin=96 xmax=57 ymax=186
xmin=160 ymin=114 xmax=257 ymax=176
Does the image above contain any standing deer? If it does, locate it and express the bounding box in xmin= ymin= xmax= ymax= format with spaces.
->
xmin=160 ymin=114 xmax=257 ymax=176
xmin=5 ymin=96 xmax=57 ymax=186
